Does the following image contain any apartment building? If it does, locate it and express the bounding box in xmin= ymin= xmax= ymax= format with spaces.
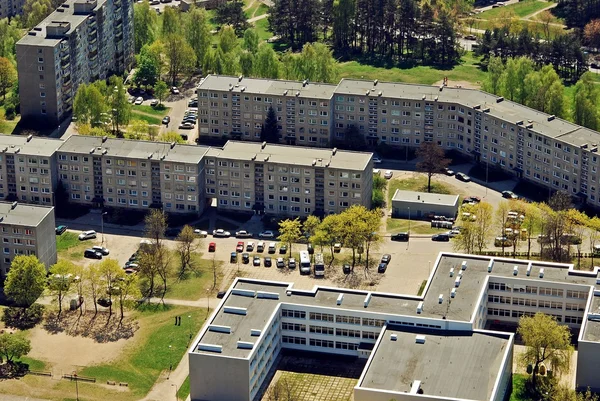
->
xmin=198 ymin=75 xmax=600 ymax=210
xmin=204 ymin=141 xmax=372 ymax=217
xmin=0 ymin=135 xmax=62 ymax=205
xmin=0 ymin=0 xmax=24 ymax=18
xmin=197 ymin=75 xmax=337 ymax=147
xmin=0 ymin=201 xmax=56 ymax=276
xmin=16 ymin=0 xmax=134 ymax=127
xmin=56 ymin=136 xmax=210 ymax=214
xmin=188 ymin=252 xmax=600 ymax=401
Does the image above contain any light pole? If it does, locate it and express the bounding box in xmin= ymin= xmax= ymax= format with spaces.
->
xmin=73 ymin=371 xmax=79 ymax=401
xmin=407 ymin=207 xmax=411 ymax=234
xmin=206 ymin=288 xmax=210 ymax=317
xmin=101 ymin=211 xmax=107 ymax=245
xmin=187 ymin=314 xmax=192 ymax=344
xmin=168 ymin=345 xmax=172 ymax=379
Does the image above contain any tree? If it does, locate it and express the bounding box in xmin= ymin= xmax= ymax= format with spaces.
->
xmin=158 ymin=131 xmax=185 ymax=143
xmin=161 ymin=6 xmax=181 ymax=37
xmin=22 ymin=0 xmax=52 ymax=28
xmin=254 ymin=44 xmax=280 ymax=79
xmin=163 ymin=34 xmax=196 ymax=86
xmin=134 ymin=46 xmax=161 ymax=88
xmin=185 ymin=7 xmax=212 ymax=71
xmin=73 ymin=83 xmax=107 ymax=127
xmin=4 ymin=255 xmax=46 ymax=307
xmin=278 ymin=218 xmax=303 ymax=257
xmin=239 ymin=51 xmax=255 ymax=77
xmin=133 ymin=0 xmax=158 ymax=52
xmin=261 ymin=106 xmax=280 ymax=143
xmin=415 ymin=142 xmax=451 ymax=192
xmin=518 ymin=313 xmax=573 ymax=389
xmin=177 ymin=225 xmax=199 ymax=279
xmin=243 ymin=28 xmax=260 ymax=54
xmin=98 ymin=259 xmax=124 ymax=318
xmin=522 ymin=202 xmax=541 ymax=258
xmin=140 ymin=210 xmax=168 ymax=299
xmin=215 ymin=1 xmax=248 ymax=34
xmin=573 ymin=72 xmax=600 ymax=130
xmin=584 ymin=19 xmax=600 ymax=50
xmin=115 ymin=274 xmax=141 ymax=323
xmin=538 ymin=11 xmax=554 ymax=42
xmin=154 ymin=81 xmax=169 ymax=105
xmin=0 ymin=332 xmax=31 ymax=364
xmin=495 ymin=200 xmax=511 ymax=255
xmin=0 ymin=57 xmax=16 ymax=100
xmin=47 ymin=260 xmax=76 ymax=319
xmin=361 ymin=208 xmax=383 ymax=272
xmin=0 ymin=19 xmax=21 ymax=61
xmin=588 ymin=216 xmax=600 ymax=267
xmin=108 ymin=76 xmax=131 ymax=135
xmin=474 ymin=202 xmax=494 ymax=253
xmin=302 ymin=215 xmax=321 ymax=241
xmin=482 ymin=56 xmax=504 ymax=95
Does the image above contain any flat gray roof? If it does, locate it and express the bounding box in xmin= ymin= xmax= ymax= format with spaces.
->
xmin=582 ymin=295 xmax=600 ymax=342
xmin=206 ymin=140 xmax=372 ymax=171
xmin=17 ymin=0 xmax=105 ymax=47
xmin=198 ymin=75 xmax=336 ymax=100
xmin=58 ymin=136 xmax=210 ymax=163
xmin=392 ymin=189 xmax=459 ymax=207
xmin=360 ymin=326 xmax=511 ymax=401
xmin=0 ymin=202 xmax=53 ymax=226
xmin=0 ymin=135 xmax=63 ymax=157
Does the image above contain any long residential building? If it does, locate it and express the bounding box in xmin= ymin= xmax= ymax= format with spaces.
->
xmin=16 ymin=0 xmax=134 ymax=127
xmin=0 ymin=0 xmax=24 ymax=18
xmin=0 ymin=201 xmax=56 ymax=276
xmin=188 ymin=252 xmax=600 ymax=401
xmin=197 ymin=75 xmax=600 ymax=209
xmin=0 ymin=134 xmax=373 ymax=217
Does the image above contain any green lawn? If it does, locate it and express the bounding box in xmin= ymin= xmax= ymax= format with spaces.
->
xmin=386 ymin=176 xmax=459 ymax=205
xmin=81 ymin=305 xmax=206 ymax=399
xmin=129 ymin=113 xmax=162 ymax=126
xmin=165 ymin=252 xmax=224 ymax=300
xmin=131 ymin=105 xmax=170 ymax=117
xmin=18 ymin=356 xmax=48 ymax=371
xmin=0 ymin=105 xmax=19 ymax=135
xmin=177 ymin=376 xmax=190 ymax=400
xmin=339 ymin=53 xmax=486 ymax=86
xmin=254 ymin=17 xmax=272 ymax=41
xmin=509 ymin=374 xmax=531 ymax=401
xmin=478 ymin=0 xmax=553 ymax=19
xmin=56 ymin=232 xmax=80 ymax=252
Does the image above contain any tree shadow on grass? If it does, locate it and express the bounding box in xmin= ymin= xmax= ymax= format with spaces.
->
xmin=0 ymin=362 xmax=29 ymax=379
xmin=43 ymin=311 xmax=139 ymax=343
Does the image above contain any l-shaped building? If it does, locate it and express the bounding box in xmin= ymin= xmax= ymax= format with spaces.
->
xmin=188 ymin=252 xmax=600 ymax=401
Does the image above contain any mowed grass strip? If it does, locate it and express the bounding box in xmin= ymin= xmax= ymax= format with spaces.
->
xmin=165 ymin=252 xmax=224 ymax=300
xmin=477 ymin=0 xmax=552 ymax=19
xmin=131 ymin=105 xmax=170 ymax=117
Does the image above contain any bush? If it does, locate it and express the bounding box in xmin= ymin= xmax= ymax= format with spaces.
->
xmin=372 ymin=189 xmax=385 ymax=208
xmin=3 ymin=103 xmax=15 ymax=120
xmin=1 ymin=305 xmax=45 ymax=330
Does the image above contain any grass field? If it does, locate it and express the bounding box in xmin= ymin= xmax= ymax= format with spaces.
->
xmin=177 ymin=376 xmax=190 ymax=400
xmin=245 ymin=1 xmax=269 ymax=18
xmin=80 ymin=305 xmax=206 ymax=400
xmin=254 ymin=17 xmax=272 ymax=41
xmin=56 ymin=232 xmax=88 ymax=261
xmin=18 ymin=356 xmax=48 ymax=371
xmin=338 ymin=53 xmax=486 ymax=86
xmin=165 ymin=252 xmax=224 ymax=300
xmin=509 ymin=374 xmax=531 ymax=401
xmin=477 ymin=0 xmax=552 ymax=19
xmin=130 ymin=113 xmax=162 ymax=126
xmin=131 ymin=105 xmax=170 ymax=117
xmin=0 ymin=105 xmax=19 ymax=135
xmin=386 ymin=218 xmax=448 ymax=234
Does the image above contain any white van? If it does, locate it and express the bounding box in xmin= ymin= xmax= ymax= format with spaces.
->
xmin=268 ymin=242 xmax=276 ymax=254
xmin=314 ymin=253 xmax=325 ymax=277
xmin=257 ymin=241 xmax=265 ymax=252
xmin=299 ymin=251 xmax=311 ymax=275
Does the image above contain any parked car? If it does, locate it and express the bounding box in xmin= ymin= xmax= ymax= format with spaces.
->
xmin=242 ymin=253 xmax=250 ymax=264
xmin=55 ymin=225 xmax=68 ymax=235
xmin=257 ymin=241 xmax=265 ymax=252
xmin=334 ymin=243 xmax=342 ymax=253
xmin=465 ymin=34 xmax=477 ymax=40
xmin=259 ymin=230 xmax=275 ymax=238
xmin=150 ymin=99 xmax=159 ymax=106
xmin=288 ymin=258 xmax=296 ymax=269
xmin=194 ymin=229 xmax=208 ymax=237
xmin=494 ymin=236 xmax=513 ymax=247
xmin=377 ymin=262 xmax=388 ymax=273
xmin=171 ymin=86 xmax=180 ymax=94
xmin=235 ymin=230 xmax=253 ymax=238
xmin=343 ymin=264 xmax=351 ymax=274
xmin=391 ymin=232 xmax=409 ymax=242
xmin=188 ymin=100 xmax=198 ymax=107
xmin=135 ymin=97 xmax=144 ymax=105
xmin=384 ymin=170 xmax=393 ymax=179
xmin=444 ymin=167 xmax=455 ymax=176
xmin=264 ymin=257 xmax=272 ymax=267
xmin=276 ymin=257 xmax=285 ymax=268
xmin=162 ymin=116 xmax=171 ymax=125
xmin=84 ymin=249 xmax=103 ymax=259
xmin=230 ymin=252 xmax=237 ymax=263
xmin=253 ymin=256 xmax=261 ymax=266
xmin=455 ymin=172 xmax=471 ymax=182
xmin=236 ymin=241 xmax=244 ymax=253
xmin=217 ymin=291 xmax=226 ymax=299
xmin=92 ymin=246 xmax=109 ymax=255
xmin=372 ymin=156 xmax=382 ymax=164
xmin=380 ymin=254 xmax=391 ymax=264
xmin=268 ymin=242 xmax=276 ymax=254
xmin=213 ymin=229 xmax=231 ymax=237
xmin=78 ymin=230 xmax=97 ymax=240
xmin=179 ymin=122 xmax=195 ymax=129
xmin=208 ymin=242 xmax=216 ymax=252
xmin=447 ymin=229 xmax=461 ymax=238
xmin=125 ymin=261 xmax=139 ymax=270
xmin=502 ymin=190 xmax=518 ymax=199
xmin=279 ymin=244 xmax=288 ymax=254
xmin=463 ymin=196 xmax=481 ymax=204
xmin=432 ymin=233 xmax=450 ymax=242
xmin=124 ymin=268 xmax=137 ymax=275
xmin=246 ymin=242 xmax=254 ymax=252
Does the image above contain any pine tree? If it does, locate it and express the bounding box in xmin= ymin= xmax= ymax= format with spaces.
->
xmin=261 ymin=106 xmax=280 ymax=143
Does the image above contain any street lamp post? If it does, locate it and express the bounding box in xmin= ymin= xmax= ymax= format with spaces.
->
xmin=206 ymin=288 xmax=210 ymax=317
xmin=187 ymin=314 xmax=192 ymax=344
xmin=168 ymin=345 xmax=172 ymax=379
xmin=73 ymin=371 xmax=79 ymax=401
xmin=101 ymin=211 xmax=108 ymax=245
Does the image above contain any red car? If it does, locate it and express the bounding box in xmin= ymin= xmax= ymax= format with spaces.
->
xmin=208 ymin=242 xmax=216 ymax=252
xmin=236 ymin=241 xmax=244 ymax=252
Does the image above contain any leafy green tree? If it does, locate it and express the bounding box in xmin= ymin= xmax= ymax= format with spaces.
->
xmin=98 ymin=258 xmax=124 ymax=318
xmin=415 ymin=141 xmax=451 ymax=193
xmin=108 ymin=76 xmax=131 ymax=135
xmin=22 ymin=0 xmax=51 ymax=28
xmin=47 ymin=260 xmax=76 ymax=319
xmin=116 ymin=274 xmax=141 ymax=323
xmin=127 ymin=119 xmax=150 ymax=140
xmin=515 ymin=57 xmax=535 ymax=104
xmin=302 ymin=215 xmax=321 ymax=240
xmin=278 ymin=218 xmax=303 ymax=257
xmin=0 ymin=332 xmax=31 ymax=364
xmin=218 ymin=25 xmax=239 ymax=54
xmin=254 ymin=44 xmax=280 ymax=78
xmin=545 ymin=80 xmax=566 ymax=119
xmin=164 ymin=34 xmax=196 ymax=86
xmin=4 ymin=255 xmax=46 ymax=307
xmin=482 ymin=56 xmax=504 ymax=95
xmin=518 ymin=313 xmax=573 ymax=389
xmin=133 ymin=0 xmax=158 ymax=52
xmin=134 ymin=45 xmax=161 ymax=88
xmin=185 ymin=7 xmax=212 ymax=71
xmin=260 ymin=106 xmax=280 ymax=143
xmin=0 ymin=57 xmax=16 ymax=100
xmin=239 ymin=50 xmax=254 ymax=77
xmin=158 ymin=131 xmax=185 ymax=143
xmin=154 ymin=80 xmax=169 ymax=105
xmin=176 ymin=225 xmax=199 ymax=279
xmin=573 ymin=72 xmax=600 ymax=130
xmin=215 ymin=1 xmax=248 ymax=35
xmin=86 ymin=262 xmax=103 ymax=315
xmin=73 ymin=83 xmax=107 ymax=127
xmin=294 ymin=43 xmax=338 ymax=83
xmin=161 ymin=6 xmax=181 ymax=37
xmin=0 ymin=18 xmax=21 ymax=60
xmin=243 ymin=28 xmax=260 ymax=54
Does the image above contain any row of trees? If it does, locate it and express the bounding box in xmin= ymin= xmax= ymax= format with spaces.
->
xmin=475 ymin=28 xmax=587 ymax=82
xmin=276 ymin=205 xmax=383 ymax=273
xmin=270 ymin=0 xmax=467 ymax=65
xmin=482 ymin=56 xmax=600 ymax=130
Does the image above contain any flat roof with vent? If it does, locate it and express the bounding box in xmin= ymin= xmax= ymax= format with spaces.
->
xmin=359 ymin=325 xmax=512 ymax=401
xmin=0 ymin=202 xmax=54 ymax=227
